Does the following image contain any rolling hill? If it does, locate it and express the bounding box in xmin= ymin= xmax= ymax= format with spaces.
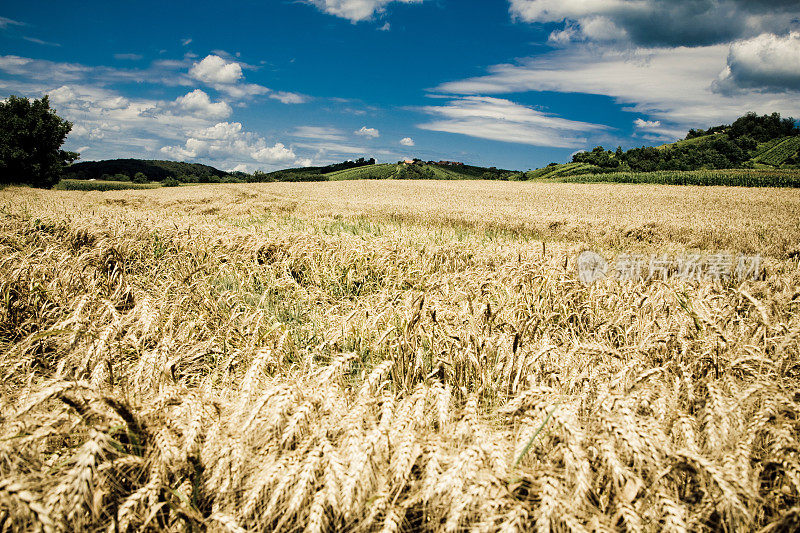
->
xmin=325 ymin=164 xmax=398 ymax=180
xmin=563 ymin=113 xmax=800 ymax=177
xmin=752 ymin=136 xmax=800 ymax=167
xmin=525 ymin=162 xmax=602 ymax=180
xmin=60 ymin=158 xmax=518 ymax=185
xmin=265 ymin=161 xmax=518 ymax=182
xmin=64 ymin=159 xmax=229 ymax=180
xmin=656 ymin=133 xmax=729 ymax=151
xmin=655 ymin=133 xmax=800 ymax=168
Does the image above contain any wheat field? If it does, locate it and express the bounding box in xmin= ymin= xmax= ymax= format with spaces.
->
xmin=1 ymin=181 xmax=799 ymax=532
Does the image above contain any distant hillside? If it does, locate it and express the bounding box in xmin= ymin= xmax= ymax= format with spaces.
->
xmin=525 ymin=162 xmax=602 ymax=180
xmin=258 ymin=157 xmax=376 ymax=182
xmin=325 ymin=164 xmax=398 ymax=180
xmin=751 ymin=136 xmax=800 ymax=167
xmin=563 ymin=112 xmax=800 ymax=175
xmin=263 ymin=160 xmax=519 ymax=182
xmin=61 ymin=157 xmax=518 ymax=185
xmin=64 ymin=159 xmax=229 ymax=181
xmin=654 ymin=133 xmax=800 ymax=168
xmin=655 ymin=133 xmax=728 ymax=151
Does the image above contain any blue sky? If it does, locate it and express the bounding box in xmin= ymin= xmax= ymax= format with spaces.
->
xmin=1 ymin=0 xmax=799 ymax=172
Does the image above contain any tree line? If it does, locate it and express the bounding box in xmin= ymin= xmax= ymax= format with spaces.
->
xmin=573 ymin=112 xmax=799 ymax=172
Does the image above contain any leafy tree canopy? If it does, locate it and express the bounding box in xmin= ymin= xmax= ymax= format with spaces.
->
xmin=64 ymin=159 xmax=227 ymax=181
xmin=687 ymin=112 xmax=798 ymax=142
xmin=0 ymin=95 xmax=78 ymax=188
xmin=573 ymin=112 xmax=799 ymax=172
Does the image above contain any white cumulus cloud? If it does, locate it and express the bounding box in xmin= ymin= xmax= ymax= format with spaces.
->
xmin=716 ymin=31 xmax=800 ymax=92
xmin=188 ymin=54 xmax=298 ymax=101
xmin=355 ymin=126 xmax=380 ymax=138
xmin=189 ymin=55 xmax=242 ymax=84
xmin=175 ymin=89 xmax=232 ymax=119
xmin=400 ymin=137 xmax=415 ymax=146
xmin=634 ymin=118 xmax=661 ymax=129
xmin=38 ymin=83 xmax=219 ymax=159
xmin=306 ymin=0 xmax=424 ymax=22
xmin=161 ymin=121 xmax=296 ymax=165
xmin=252 ymin=143 xmax=295 ymax=163
xmin=269 ymin=91 xmax=309 ymax=104
xmin=47 ymin=85 xmax=76 ymax=105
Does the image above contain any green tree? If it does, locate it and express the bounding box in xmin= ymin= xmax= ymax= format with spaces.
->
xmin=0 ymin=95 xmax=78 ymax=188
xmin=132 ymin=172 xmax=148 ymax=184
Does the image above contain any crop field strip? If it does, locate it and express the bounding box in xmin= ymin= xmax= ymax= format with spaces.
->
xmin=55 ymin=179 xmax=161 ymax=191
xmin=526 ymin=163 xmax=596 ymax=180
xmin=655 ymin=135 xmax=721 ymax=151
xmin=560 ymin=168 xmax=800 ymax=188
xmin=1 ymin=181 xmax=799 ymax=532
xmin=325 ymin=164 xmax=398 ymax=181
xmin=751 ymin=137 xmax=786 ymax=160
xmin=753 ymin=137 xmax=800 ymax=167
